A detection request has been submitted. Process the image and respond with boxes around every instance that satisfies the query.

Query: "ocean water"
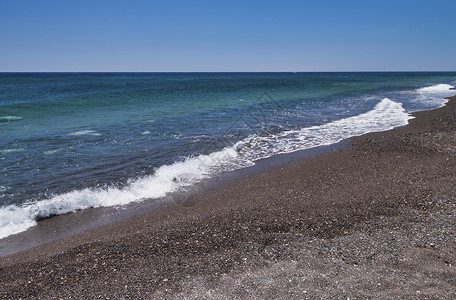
[1,72,455,239]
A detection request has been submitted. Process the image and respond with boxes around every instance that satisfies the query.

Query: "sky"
[0,0,455,72]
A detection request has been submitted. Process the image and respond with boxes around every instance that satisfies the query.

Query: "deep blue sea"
[1,72,455,238]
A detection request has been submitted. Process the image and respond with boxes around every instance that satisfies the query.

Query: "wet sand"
[1,96,455,299]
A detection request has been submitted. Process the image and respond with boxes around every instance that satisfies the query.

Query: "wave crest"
[418,83,454,93]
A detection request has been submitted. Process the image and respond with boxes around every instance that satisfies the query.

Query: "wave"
[408,83,455,110]
[417,83,454,93]
[69,130,102,136]
[234,98,412,162]
[0,98,413,239]
[43,148,63,155]
[0,148,25,155]
[0,116,23,123]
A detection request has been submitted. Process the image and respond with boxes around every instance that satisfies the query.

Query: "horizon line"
[1,70,456,73]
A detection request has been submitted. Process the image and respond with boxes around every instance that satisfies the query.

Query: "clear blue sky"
[1,0,455,72]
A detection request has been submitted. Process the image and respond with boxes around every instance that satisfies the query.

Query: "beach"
[1,95,455,298]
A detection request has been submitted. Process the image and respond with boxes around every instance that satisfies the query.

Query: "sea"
[1,72,455,239]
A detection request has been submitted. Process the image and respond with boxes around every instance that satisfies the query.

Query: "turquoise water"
[1,72,455,238]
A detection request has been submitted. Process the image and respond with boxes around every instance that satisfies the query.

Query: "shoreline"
[0,132,348,259]
[1,96,455,298]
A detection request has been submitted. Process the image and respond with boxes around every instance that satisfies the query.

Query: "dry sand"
[1,97,455,299]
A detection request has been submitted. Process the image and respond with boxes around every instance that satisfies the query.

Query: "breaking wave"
[0,98,413,239]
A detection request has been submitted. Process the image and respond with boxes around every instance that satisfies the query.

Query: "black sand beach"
[1,97,455,299]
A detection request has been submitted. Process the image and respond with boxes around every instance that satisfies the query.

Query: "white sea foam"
[417,83,454,93]
[0,206,37,239]
[409,83,455,109]
[0,148,25,154]
[0,116,23,122]
[0,147,239,239]
[233,98,412,162]
[69,130,102,136]
[0,98,413,239]
[43,148,63,155]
